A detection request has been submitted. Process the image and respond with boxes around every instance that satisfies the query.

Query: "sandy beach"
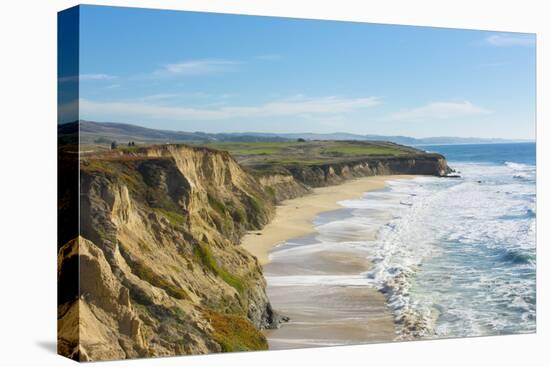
[242,175,416,348]
[242,175,415,265]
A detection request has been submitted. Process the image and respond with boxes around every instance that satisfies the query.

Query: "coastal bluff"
[253,154,450,190]
[58,143,451,361]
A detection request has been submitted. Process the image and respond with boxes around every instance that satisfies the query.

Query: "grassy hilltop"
[198,140,424,167]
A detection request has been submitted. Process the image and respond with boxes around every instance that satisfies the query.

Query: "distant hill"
[230,132,531,145]
[61,120,532,146]
[61,121,290,144]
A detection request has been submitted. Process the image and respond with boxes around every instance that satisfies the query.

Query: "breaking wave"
[338,160,536,338]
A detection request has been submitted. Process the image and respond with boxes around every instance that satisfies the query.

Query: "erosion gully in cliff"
[57,141,451,361]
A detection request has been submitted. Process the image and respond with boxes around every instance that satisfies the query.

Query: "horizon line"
[57,119,536,142]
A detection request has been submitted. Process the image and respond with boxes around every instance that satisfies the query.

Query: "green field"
[201,140,423,166]
[80,139,429,171]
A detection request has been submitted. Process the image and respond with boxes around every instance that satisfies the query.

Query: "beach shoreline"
[242,174,416,348]
[241,174,416,265]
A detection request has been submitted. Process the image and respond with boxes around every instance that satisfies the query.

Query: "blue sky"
[61,5,536,139]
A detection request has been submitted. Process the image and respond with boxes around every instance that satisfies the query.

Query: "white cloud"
[59,73,118,83]
[485,34,535,47]
[138,92,209,101]
[80,73,117,81]
[387,101,491,121]
[153,59,241,77]
[79,95,381,121]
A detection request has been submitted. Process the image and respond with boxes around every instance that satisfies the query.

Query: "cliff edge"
[58,142,451,361]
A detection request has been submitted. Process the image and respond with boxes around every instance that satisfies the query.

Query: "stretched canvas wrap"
[57,5,536,362]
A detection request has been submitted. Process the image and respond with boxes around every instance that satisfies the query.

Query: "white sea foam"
[267,158,536,340]
[338,162,536,338]
[267,274,373,287]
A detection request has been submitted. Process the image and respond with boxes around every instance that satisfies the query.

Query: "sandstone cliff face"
[58,144,451,361]
[250,154,451,192]
[58,145,279,361]
[283,155,450,188]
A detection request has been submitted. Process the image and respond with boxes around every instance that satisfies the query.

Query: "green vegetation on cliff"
[203,140,424,167]
[203,309,269,352]
[194,243,245,293]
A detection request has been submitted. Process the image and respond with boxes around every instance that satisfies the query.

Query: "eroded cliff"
[58,143,451,361]
[251,154,451,190]
[58,145,280,361]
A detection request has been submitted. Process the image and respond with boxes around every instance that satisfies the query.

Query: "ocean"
[267,142,536,341]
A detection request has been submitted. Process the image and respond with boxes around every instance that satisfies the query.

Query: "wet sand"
[241,175,415,349]
[264,240,396,349]
[265,285,395,349]
[241,175,415,265]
